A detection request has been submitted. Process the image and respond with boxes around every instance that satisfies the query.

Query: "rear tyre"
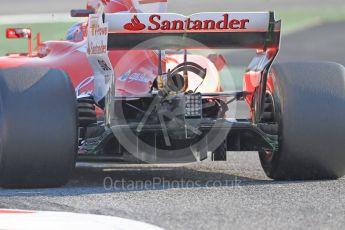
[259,62,345,180]
[0,67,78,188]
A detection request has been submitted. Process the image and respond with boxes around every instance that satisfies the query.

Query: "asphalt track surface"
[1,1,345,230]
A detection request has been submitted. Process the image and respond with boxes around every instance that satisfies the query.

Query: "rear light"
[185,93,202,118]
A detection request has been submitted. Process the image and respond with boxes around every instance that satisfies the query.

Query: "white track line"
[0,209,164,230]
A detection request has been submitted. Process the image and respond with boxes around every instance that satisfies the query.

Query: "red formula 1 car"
[1,0,345,188]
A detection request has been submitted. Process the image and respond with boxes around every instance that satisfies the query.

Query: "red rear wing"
[104,12,281,50]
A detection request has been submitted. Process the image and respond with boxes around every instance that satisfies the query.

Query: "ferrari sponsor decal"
[124,15,146,31]
[87,14,108,55]
[86,12,114,102]
[124,14,250,31]
[98,59,113,71]
[105,12,270,33]
[118,70,150,83]
[87,54,114,102]
[0,209,163,230]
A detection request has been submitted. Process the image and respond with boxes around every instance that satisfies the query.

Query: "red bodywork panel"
[0,43,220,97]
[0,0,221,100]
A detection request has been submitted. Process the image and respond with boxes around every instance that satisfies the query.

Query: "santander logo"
[124,15,146,31]
[123,14,250,32]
